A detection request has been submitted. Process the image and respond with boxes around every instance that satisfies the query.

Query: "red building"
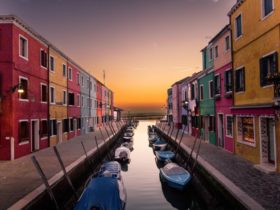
[67,61,81,140]
[0,16,49,160]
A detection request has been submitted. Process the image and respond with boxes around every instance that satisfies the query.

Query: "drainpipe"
[47,45,50,147]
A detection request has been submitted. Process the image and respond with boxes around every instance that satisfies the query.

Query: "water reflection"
[120,120,205,210]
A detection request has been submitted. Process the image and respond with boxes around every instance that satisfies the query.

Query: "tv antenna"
[103,69,106,85]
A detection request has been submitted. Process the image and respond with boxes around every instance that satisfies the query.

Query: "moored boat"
[160,162,191,190]
[155,150,175,161]
[121,142,134,151]
[153,139,167,151]
[115,146,131,163]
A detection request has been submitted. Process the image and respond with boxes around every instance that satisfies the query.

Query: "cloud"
[212,0,219,3]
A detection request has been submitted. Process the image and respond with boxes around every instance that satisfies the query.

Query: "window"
[209,48,213,60]
[41,83,47,103]
[50,120,57,136]
[215,46,218,58]
[87,98,90,107]
[209,80,214,99]
[262,0,273,17]
[225,70,233,93]
[237,117,255,145]
[63,119,69,133]
[40,50,47,68]
[63,90,67,105]
[19,77,28,100]
[77,118,81,129]
[19,121,29,142]
[209,116,216,132]
[69,118,74,131]
[68,92,75,106]
[77,94,80,107]
[94,84,97,92]
[235,14,242,38]
[50,56,55,71]
[226,116,233,137]
[260,52,278,87]
[19,35,28,59]
[214,75,221,95]
[87,80,90,89]
[200,85,204,100]
[77,73,80,85]
[50,86,55,104]
[40,120,48,138]
[191,84,195,100]
[81,76,84,86]
[62,64,66,77]
[68,68,72,80]
[81,96,84,107]
[235,67,245,92]
[225,36,230,51]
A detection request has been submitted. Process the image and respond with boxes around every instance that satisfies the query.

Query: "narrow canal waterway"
[122,120,205,210]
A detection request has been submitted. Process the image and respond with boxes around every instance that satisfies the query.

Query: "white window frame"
[40,83,47,103]
[19,76,29,102]
[40,119,48,140]
[260,50,277,88]
[77,94,80,107]
[200,84,204,100]
[18,119,30,145]
[234,65,245,94]
[50,118,56,137]
[68,67,72,81]
[225,115,233,138]
[19,34,28,60]
[50,56,55,72]
[209,80,214,99]
[235,13,243,40]
[77,73,80,85]
[50,86,55,104]
[209,47,213,61]
[236,115,256,147]
[225,35,231,52]
[214,46,218,58]
[62,64,67,77]
[81,95,84,107]
[81,75,84,86]
[224,68,233,94]
[261,0,274,20]
[63,90,67,105]
[69,117,74,132]
[40,48,47,69]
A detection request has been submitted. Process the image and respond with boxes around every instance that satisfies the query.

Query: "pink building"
[0,16,49,160]
[211,25,234,153]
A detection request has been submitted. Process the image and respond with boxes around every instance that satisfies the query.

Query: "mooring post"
[169,122,174,138]
[99,127,106,143]
[108,122,115,135]
[81,141,93,171]
[110,121,116,134]
[53,146,78,200]
[175,125,187,157]
[174,128,180,142]
[185,129,200,170]
[31,156,60,210]
[167,124,171,137]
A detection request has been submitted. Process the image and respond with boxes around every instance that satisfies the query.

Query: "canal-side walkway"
[157,123,280,210]
[0,122,125,210]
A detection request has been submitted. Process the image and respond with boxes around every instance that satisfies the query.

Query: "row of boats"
[148,125,192,191]
[74,123,138,210]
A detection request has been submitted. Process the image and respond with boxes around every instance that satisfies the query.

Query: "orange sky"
[1,0,236,113]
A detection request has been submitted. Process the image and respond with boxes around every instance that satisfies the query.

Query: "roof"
[228,0,245,16]
[171,76,191,86]
[0,15,107,89]
[209,24,230,44]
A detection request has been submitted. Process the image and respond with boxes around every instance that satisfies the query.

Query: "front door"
[31,120,39,152]
[218,114,224,147]
[260,117,276,165]
[57,122,62,143]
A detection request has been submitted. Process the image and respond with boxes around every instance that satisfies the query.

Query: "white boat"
[121,142,133,151]
[115,146,131,163]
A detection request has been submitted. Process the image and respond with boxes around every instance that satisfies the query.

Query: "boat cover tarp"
[115,146,130,159]
[74,177,123,210]
[156,151,175,160]
[98,161,121,178]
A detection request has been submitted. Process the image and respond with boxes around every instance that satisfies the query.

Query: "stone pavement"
[157,123,280,210]
[0,122,124,210]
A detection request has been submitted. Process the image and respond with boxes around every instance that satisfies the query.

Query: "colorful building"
[0,16,49,159]
[167,88,173,123]
[199,46,216,145]
[210,25,234,153]
[80,70,90,134]
[89,76,97,131]
[49,47,68,146]
[229,0,280,172]
[171,81,181,128]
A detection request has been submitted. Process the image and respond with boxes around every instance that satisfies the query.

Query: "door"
[31,120,39,152]
[57,122,62,143]
[260,117,276,165]
[218,114,224,147]
[204,117,209,141]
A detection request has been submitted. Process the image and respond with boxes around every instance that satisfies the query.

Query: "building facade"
[229,0,280,172]
[211,25,234,153]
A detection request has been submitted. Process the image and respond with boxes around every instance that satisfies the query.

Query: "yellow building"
[229,0,280,172]
[49,47,68,146]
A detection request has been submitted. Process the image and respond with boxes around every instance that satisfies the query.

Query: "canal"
[121,120,206,210]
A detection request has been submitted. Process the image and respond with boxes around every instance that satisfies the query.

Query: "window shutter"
[273,52,278,73]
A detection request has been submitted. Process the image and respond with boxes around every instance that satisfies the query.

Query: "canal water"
[121,120,205,210]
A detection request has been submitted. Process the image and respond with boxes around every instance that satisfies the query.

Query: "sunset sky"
[1,0,235,113]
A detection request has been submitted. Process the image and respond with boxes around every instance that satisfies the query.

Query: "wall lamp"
[10,83,24,94]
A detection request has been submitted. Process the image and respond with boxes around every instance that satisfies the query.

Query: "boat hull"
[155,151,175,161]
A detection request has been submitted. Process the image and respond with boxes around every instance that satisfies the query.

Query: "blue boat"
[74,177,126,210]
[98,161,121,179]
[153,139,167,151]
[160,162,191,190]
[155,150,175,161]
